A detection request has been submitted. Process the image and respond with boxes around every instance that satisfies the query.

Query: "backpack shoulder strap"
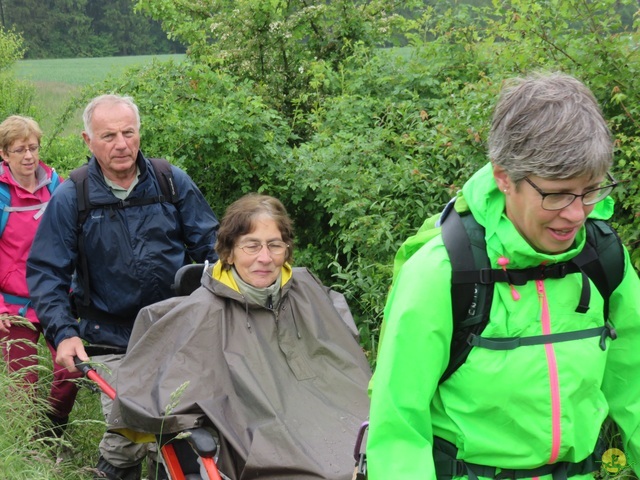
[47,170,61,194]
[148,157,178,204]
[69,163,91,227]
[68,163,92,308]
[67,159,179,310]
[439,213,625,384]
[574,219,625,319]
[0,183,10,238]
[440,205,493,384]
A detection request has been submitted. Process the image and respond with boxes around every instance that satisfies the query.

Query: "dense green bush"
[0,73,37,121]
[0,26,25,72]
[280,46,496,354]
[135,0,420,137]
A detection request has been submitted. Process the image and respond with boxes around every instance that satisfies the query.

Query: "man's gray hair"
[83,94,141,139]
[489,72,612,182]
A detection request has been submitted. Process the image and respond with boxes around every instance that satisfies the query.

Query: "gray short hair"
[83,94,141,139]
[489,72,612,182]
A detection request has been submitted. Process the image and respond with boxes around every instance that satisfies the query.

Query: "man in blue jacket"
[27,94,220,480]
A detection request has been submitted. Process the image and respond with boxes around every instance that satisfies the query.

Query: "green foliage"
[42,132,88,177]
[0,338,102,479]
[135,0,419,123]
[283,45,494,355]
[0,27,36,119]
[0,26,25,72]
[0,73,36,121]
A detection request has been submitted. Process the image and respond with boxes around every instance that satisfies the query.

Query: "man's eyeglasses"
[6,144,40,156]
[236,241,289,256]
[523,172,618,211]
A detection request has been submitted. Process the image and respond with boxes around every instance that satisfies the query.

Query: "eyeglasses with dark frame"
[6,144,40,156]
[523,172,618,211]
[236,241,289,256]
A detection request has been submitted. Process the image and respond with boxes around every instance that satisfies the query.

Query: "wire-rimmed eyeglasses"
[236,241,289,256]
[523,172,618,211]
[6,144,40,156]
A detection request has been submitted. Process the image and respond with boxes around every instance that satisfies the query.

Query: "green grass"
[12,54,186,85]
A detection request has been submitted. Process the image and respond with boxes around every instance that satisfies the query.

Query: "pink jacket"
[0,161,60,323]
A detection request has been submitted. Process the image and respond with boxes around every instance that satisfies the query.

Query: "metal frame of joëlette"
[74,357,222,480]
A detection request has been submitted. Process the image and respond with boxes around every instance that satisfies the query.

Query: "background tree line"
[5,0,636,60]
[1,0,640,366]
[0,0,184,58]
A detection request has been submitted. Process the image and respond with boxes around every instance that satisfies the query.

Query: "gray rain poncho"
[109,262,371,479]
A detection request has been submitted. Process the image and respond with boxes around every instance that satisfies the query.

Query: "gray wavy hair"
[82,94,141,139]
[489,72,612,182]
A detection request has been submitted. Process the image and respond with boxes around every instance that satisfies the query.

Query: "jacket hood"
[211,261,293,295]
[460,162,615,269]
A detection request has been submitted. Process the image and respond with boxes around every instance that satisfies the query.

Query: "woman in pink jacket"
[0,115,80,437]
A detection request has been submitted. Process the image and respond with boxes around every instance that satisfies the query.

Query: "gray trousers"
[93,353,158,468]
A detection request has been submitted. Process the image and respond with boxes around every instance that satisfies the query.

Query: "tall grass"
[0,340,103,479]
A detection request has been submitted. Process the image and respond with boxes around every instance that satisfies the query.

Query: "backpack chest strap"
[469,321,617,352]
[3,202,49,219]
[453,262,592,315]
[452,262,581,286]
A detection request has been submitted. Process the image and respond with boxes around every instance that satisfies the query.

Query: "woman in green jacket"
[367,72,640,479]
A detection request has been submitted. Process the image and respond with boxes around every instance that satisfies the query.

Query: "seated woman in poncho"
[109,193,372,480]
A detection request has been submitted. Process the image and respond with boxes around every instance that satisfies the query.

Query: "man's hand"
[56,336,89,372]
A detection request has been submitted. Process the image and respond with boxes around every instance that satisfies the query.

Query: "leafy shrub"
[279,43,497,357]
[0,27,26,72]
[135,0,421,138]
[0,73,37,121]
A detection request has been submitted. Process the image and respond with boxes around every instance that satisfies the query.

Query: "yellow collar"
[212,261,293,293]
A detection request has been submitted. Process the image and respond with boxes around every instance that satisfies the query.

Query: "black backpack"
[69,157,179,311]
[438,200,624,383]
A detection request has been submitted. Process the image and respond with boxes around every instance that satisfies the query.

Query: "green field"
[10,54,185,136]
[13,54,185,85]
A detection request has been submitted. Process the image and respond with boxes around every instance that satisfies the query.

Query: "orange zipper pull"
[498,256,521,301]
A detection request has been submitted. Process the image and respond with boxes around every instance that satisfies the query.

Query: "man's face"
[82,102,140,180]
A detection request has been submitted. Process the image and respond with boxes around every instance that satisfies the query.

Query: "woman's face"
[494,165,604,254]
[1,134,40,181]
[228,214,286,288]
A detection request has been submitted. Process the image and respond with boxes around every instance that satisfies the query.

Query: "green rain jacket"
[367,163,640,479]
